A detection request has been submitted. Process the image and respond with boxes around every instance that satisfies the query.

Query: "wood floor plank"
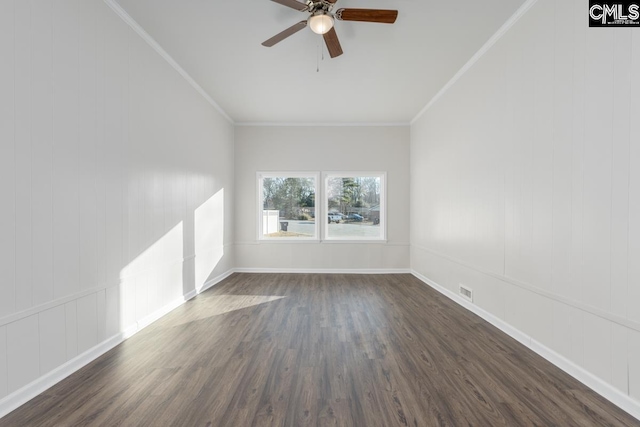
[1,273,639,426]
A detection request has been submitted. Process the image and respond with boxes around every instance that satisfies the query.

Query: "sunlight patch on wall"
[119,222,184,331]
[195,188,225,291]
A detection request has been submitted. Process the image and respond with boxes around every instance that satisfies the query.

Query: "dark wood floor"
[2,273,638,426]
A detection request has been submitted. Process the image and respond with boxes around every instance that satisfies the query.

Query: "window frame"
[322,171,387,243]
[257,171,320,242]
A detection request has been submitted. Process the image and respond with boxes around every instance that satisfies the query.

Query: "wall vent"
[459,284,473,302]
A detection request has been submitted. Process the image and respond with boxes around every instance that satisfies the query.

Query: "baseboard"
[134,269,234,334]
[0,332,124,419]
[234,268,411,275]
[410,270,640,422]
[197,269,236,294]
[411,244,640,333]
[0,268,235,420]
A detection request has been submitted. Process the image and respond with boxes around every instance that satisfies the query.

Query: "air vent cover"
[459,285,473,302]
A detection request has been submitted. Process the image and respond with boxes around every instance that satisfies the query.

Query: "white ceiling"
[115,0,526,124]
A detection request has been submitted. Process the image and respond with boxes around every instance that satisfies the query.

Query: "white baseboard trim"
[0,333,124,419]
[196,269,236,294]
[0,268,235,419]
[410,270,640,422]
[234,268,411,275]
[133,269,234,335]
[133,294,193,336]
[412,244,640,333]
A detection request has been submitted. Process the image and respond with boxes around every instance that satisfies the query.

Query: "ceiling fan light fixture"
[308,13,334,35]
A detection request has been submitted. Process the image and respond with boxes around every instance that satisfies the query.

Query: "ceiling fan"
[261,0,398,58]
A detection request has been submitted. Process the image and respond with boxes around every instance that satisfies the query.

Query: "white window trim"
[322,171,387,242]
[257,172,320,242]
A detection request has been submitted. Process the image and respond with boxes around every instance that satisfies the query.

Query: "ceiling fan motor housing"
[307,0,336,14]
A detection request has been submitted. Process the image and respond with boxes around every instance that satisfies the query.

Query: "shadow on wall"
[117,188,226,335]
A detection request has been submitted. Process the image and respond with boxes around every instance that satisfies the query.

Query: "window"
[324,173,386,241]
[258,173,318,240]
[257,171,386,242]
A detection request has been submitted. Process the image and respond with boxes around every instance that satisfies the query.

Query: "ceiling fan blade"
[323,27,343,58]
[270,0,309,12]
[262,21,308,47]
[335,8,398,24]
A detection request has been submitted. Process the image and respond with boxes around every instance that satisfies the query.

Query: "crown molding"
[103,0,234,124]
[410,0,539,125]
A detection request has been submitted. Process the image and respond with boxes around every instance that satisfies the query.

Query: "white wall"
[234,126,410,271]
[0,0,234,411]
[411,0,640,410]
